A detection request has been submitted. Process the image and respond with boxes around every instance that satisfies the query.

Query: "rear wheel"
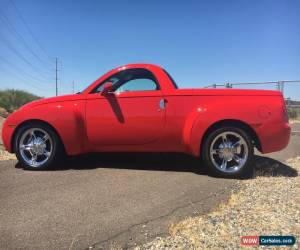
[14,123,63,170]
[202,127,254,178]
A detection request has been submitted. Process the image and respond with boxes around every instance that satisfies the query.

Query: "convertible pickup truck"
[2,64,291,177]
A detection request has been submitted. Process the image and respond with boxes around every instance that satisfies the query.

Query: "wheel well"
[11,119,65,153]
[200,119,262,153]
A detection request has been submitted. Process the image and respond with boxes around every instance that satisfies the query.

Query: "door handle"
[158,98,166,111]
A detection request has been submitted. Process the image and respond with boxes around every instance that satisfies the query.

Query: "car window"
[94,77,119,92]
[115,78,157,93]
[92,68,159,93]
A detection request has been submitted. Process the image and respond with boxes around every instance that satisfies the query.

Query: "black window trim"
[90,68,160,94]
[163,69,178,89]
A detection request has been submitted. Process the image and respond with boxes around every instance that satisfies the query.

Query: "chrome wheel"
[209,131,249,173]
[19,128,53,167]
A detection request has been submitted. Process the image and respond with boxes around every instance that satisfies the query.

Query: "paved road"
[0,123,299,250]
[0,154,236,250]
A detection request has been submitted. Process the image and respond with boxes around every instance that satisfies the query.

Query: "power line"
[0,1,60,96]
[0,56,53,86]
[9,0,53,63]
[0,13,52,70]
[0,66,46,92]
[0,34,52,81]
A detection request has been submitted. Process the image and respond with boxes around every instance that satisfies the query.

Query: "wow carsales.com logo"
[241,236,296,246]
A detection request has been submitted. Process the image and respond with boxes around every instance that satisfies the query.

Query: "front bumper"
[2,118,16,153]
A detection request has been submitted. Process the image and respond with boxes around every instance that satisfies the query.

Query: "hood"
[19,94,85,110]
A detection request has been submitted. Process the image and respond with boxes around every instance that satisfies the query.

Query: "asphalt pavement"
[0,123,299,250]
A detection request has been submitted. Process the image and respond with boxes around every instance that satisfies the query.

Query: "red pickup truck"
[2,64,291,177]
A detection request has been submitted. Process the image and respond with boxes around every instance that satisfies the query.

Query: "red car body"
[2,64,291,158]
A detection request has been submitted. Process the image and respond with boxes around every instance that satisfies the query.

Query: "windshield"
[78,84,90,94]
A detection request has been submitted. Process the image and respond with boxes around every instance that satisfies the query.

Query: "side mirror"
[101,82,114,96]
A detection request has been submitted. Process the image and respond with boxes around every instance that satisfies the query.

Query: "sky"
[0,0,300,99]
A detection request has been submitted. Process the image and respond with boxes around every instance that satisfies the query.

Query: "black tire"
[202,126,254,178]
[14,123,64,170]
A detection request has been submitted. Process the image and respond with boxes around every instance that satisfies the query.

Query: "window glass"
[115,78,157,93]
[92,68,159,93]
[95,77,119,92]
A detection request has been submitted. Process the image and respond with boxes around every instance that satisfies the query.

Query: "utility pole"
[277,81,284,96]
[55,57,58,96]
[72,81,74,94]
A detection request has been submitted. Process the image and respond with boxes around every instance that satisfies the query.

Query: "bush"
[0,89,41,113]
[0,106,9,118]
[287,107,300,119]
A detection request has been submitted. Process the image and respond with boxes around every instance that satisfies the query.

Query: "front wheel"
[14,123,63,170]
[202,127,254,178]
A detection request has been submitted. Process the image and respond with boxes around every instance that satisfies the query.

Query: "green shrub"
[0,89,41,113]
[287,107,300,119]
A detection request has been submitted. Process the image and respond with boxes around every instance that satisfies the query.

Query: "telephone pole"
[55,57,58,96]
[72,81,75,94]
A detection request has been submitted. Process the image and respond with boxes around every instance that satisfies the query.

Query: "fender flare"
[183,108,260,156]
[9,104,85,156]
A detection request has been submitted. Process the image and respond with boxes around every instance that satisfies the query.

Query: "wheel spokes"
[30,131,36,141]
[19,128,52,167]
[232,139,241,148]
[233,154,241,163]
[210,131,249,173]
[212,149,220,154]
[220,158,227,169]
[43,149,51,157]
[31,154,38,166]
[42,134,49,142]
[222,134,227,144]
[20,144,31,151]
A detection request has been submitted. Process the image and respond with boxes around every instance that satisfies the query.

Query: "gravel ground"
[0,150,16,160]
[290,120,300,124]
[134,157,300,250]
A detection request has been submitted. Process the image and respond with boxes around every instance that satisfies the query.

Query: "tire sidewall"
[202,127,254,178]
[14,123,61,170]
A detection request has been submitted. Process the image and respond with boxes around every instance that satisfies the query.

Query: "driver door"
[85,68,165,148]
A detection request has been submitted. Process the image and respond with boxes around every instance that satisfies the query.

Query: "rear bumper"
[258,122,291,154]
